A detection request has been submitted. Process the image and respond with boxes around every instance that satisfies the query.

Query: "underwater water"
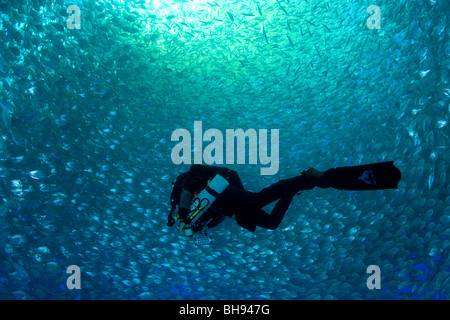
[0,0,449,300]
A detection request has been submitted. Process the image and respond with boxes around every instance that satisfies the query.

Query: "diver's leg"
[218,185,261,209]
[219,176,306,230]
[233,194,295,231]
[257,194,295,230]
[221,161,401,209]
[219,178,304,230]
[220,173,316,210]
[256,174,314,207]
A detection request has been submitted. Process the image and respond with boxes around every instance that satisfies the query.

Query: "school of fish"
[0,0,449,299]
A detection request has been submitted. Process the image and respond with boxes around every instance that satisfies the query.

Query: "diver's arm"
[178,189,192,218]
[167,188,192,227]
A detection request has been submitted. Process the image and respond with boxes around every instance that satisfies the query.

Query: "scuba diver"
[167,162,401,243]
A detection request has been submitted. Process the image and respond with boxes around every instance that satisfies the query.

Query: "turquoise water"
[0,0,448,299]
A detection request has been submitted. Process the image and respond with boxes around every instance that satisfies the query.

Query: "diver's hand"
[178,220,194,237]
[167,204,177,227]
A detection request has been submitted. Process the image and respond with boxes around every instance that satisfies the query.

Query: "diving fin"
[324,161,401,191]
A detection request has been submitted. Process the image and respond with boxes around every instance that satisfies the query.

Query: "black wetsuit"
[169,164,315,232]
[168,162,401,233]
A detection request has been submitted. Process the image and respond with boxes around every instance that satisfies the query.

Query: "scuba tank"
[181,174,230,236]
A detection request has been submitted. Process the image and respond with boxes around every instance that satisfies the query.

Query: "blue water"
[0,0,448,299]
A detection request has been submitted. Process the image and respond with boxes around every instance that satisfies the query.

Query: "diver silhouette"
[167,162,401,237]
